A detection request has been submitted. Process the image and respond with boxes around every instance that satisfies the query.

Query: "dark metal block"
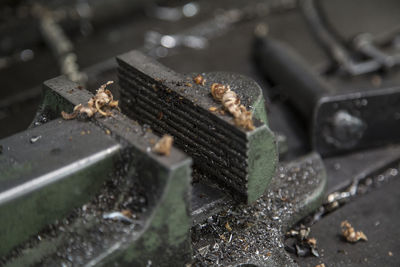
[254,36,400,156]
[117,50,277,204]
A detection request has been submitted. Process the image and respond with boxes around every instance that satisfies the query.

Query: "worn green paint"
[252,92,269,125]
[247,125,277,204]
[118,159,192,266]
[5,157,193,267]
[4,214,101,267]
[246,87,277,204]
[1,76,193,265]
[37,85,75,118]
[0,153,117,256]
[287,155,327,227]
[0,81,123,256]
[0,160,32,182]
[5,235,64,267]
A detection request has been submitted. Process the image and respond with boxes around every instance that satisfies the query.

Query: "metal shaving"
[192,156,324,266]
[1,156,147,266]
[210,83,255,131]
[285,225,319,258]
[152,134,174,156]
[103,211,134,224]
[61,81,119,120]
[341,220,368,243]
[305,166,400,225]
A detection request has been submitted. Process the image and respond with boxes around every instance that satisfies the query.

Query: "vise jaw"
[0,51,277,266]
[117,50,277,204]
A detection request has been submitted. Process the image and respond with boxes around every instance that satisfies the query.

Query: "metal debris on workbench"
[29,135,42,143]
[152,134,174,156]
[285,225,320,257]
[341,220,368,243]
[193,74,206,85]
[192,154,325,266]
[210,83,255,131]
[103,211,134,224]
[1,160,148,265]
[61,81,119,120]
[305,165,400,226]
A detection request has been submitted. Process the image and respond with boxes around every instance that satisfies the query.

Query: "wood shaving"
[61,110,78,120]
[152,134,174,156]
[209,106,218,112]
[341,220,368,243]
[222,90,240,116]
[77,104,96,117]
[315,264,325,267]
[193,74,206,85]
[212,83,230,101]
[233,105,255,131]
[61,81,119,120]
[149,138,156,145]
[210,83,255,131]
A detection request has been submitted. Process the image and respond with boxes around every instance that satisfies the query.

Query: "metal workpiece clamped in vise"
[254,33,400,156]
[117,50,277,204]
[0,51,278,266]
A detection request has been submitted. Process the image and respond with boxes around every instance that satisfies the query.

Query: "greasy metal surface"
[2,0,400,266]
[295,168,400,267]
[314,86,400,156]
[324,144,400,194]
[192,153,326,266]
[0,119,119,194]
[41,76,189,167]
[2,159,149,267]
[1,76,193,266]
[0,119,120,256]
[117,50,277,203]
[254,34,400,156]
[191,179,233,226]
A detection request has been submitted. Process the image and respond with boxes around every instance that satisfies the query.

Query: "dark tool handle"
[253,36,333,119]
